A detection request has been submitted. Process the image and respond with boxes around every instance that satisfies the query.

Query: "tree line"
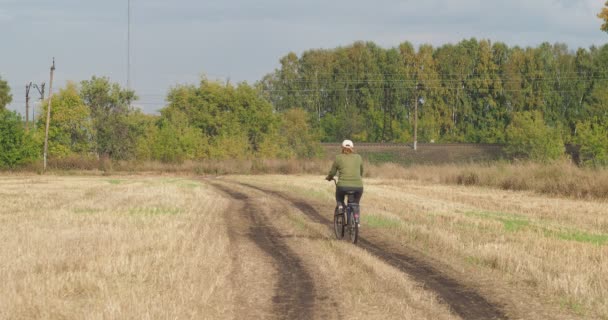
[0,76,320,169]
[260,39,608,164]
[1,39,607,169]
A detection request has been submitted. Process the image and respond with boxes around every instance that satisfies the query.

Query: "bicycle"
[331,179,359,244]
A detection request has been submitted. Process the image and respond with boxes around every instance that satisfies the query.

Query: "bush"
[0,110,39,169]
[505,111,564,162]
[575,118,608,167]
[279,108,322,158]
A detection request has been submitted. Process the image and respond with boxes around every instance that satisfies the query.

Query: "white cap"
[342,139,354,148]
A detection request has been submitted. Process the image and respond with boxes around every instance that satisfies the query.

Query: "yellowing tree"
[599,1,608,32]
[0,76,12,110]
[37,82,94,157]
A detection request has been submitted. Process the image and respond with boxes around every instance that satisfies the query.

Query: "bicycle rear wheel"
[334,208,345,239]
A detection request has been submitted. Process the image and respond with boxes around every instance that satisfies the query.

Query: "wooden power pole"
[25,82,32,131]
[43,58,56,172]
[413,81,424,151]
[413,90,418,151]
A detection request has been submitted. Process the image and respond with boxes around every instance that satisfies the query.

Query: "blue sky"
[1,0,606,114]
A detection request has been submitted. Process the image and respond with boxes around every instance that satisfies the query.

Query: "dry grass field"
[1,173,606,319]
[0,176,235,319]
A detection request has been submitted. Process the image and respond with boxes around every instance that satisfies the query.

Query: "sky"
[1,0,607,114]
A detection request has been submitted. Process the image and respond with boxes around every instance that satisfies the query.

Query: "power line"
[260,84,606,94]
[273,76,608,84]
[267,69,608,78]
[11,100,167,106]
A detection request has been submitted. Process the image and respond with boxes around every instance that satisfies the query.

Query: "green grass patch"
[465,211,608,245]
[465,211,531,232]
[362,214,401,228]
[502,218,530,232]
[107,179,124,185]
[128,207,182,216]
[545,229,608,246]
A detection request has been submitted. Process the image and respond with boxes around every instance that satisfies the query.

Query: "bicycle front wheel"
[349,215,358,244]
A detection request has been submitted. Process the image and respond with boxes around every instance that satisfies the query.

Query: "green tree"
[138,111,207,163]
[36,82,93,157]
[164,78,281,159]
[0,110,39,169]
[576,118,608,166]
[261,40,608,148]
[505,111,564,161]
[434,41,476,141]
[415,44,448,143]
[80,76,138,159]
[0,76,12,110]
[465,40,505,142]
[278,108,322,158]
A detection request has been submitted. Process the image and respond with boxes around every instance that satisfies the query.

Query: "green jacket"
[327,153,364,188]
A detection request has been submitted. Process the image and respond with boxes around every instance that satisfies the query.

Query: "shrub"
[505,111,564,162]
[0,110,39,169]
[575,118,608,167]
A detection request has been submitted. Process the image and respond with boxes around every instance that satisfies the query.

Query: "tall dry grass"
[18,157,332,176]
[0,176,234,319]
[366,160,608,200]
[10,156,608,200]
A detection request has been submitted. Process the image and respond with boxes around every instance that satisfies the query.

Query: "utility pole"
[25,82,32,131]
[315,70,320,122]
[43,58,55,172]
[412,82,425,151]
[413,86,418,151]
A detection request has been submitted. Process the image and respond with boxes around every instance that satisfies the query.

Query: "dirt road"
[209,179,507,320]
[211,183,319,320]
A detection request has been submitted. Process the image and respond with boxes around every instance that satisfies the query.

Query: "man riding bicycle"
[325,140,363,225]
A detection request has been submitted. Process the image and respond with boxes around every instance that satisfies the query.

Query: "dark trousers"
[335,186,363,206]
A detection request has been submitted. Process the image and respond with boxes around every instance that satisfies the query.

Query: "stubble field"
[0,174,606,319]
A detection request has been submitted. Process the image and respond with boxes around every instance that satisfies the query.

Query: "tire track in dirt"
[241,183,507,320]
[210,182,316,320]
